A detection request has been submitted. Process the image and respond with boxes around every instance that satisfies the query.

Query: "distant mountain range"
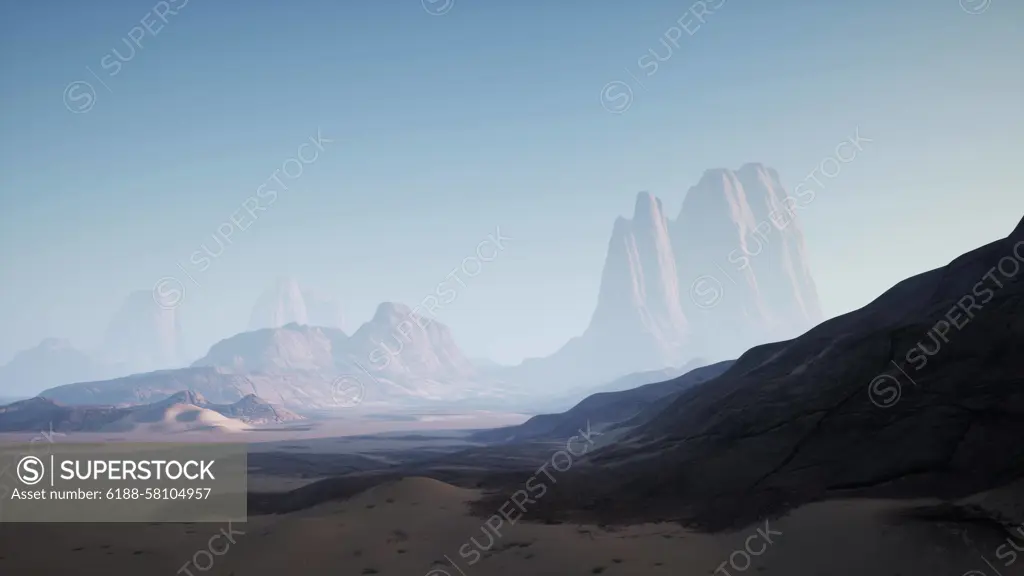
[0,338,118,398]
[0,279,346,399]
[193,302,484,400]
[0,288,187,398]
[38,304,503,410]
[6,163,825,407]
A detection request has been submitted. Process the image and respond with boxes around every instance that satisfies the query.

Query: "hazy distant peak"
[248,277,344,332]
[697,167,735,183]
[682,169,745,219]
[611,215,631,235]
[192,322,344,375]
[4,396,61,410]
[0,338,118,398]
[273,274,300,287]
[37,337,73,350]
[672,162,823,360]
[694,166,739,188]
[120,288,174,311]
[736,161,776,177]
[233,393,267,406]
[372,302,414,323]
[100,290,182,374]
[690,164,787,201]
[160,390,208,407]
[632,191,666,221]
[585,186,688,372]
[248,277,309,331]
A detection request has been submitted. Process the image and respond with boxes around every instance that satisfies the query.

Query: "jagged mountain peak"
[100,289,182,374]
[348,301,477,381]
[0,338,119,398]
[632,191,666,222]
[579,189,688,377]
[696,166,736,184]
[249,277,308,330]
[510,164,825,390]
[234,393,267,406]
[248,277,345,332]
[192,323,344,375]
[672,163,822,360]
[38,338,73,350]
[160,390,208,406]
[681,168,750,222]
[610,215,631,236]
[371,302,414,324]
[736,161,778,178]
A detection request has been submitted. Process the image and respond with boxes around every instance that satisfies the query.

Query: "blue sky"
[1,0,1022,364]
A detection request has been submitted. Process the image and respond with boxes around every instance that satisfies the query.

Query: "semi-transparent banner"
[0,443,247,523]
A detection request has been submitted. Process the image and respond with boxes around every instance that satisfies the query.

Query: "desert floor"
[0,410,531,444]
[2,476,1017,576]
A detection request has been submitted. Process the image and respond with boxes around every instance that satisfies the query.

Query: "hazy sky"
[1,0,1022,365]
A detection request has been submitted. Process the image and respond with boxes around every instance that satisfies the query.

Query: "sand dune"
[1,477,1018,576]
[100,402,250,434]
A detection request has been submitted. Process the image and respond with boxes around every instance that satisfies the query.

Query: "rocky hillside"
[484,215,1024,530]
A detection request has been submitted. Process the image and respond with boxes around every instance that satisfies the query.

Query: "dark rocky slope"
[480,215,1024,530]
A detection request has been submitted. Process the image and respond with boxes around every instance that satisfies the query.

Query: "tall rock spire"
[507,165,825,390]
[248,277,345,332]
[248,277,309,331]
[100,290,184,373]
[509,191,691,388]
[589,192,688,364]
[672,163,823,359]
